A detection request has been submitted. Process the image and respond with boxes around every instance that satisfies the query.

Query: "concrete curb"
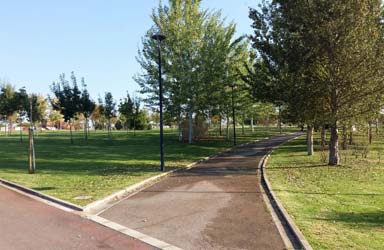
[83,156,212,215]
[0,178,83,212]
[259,134,313,250]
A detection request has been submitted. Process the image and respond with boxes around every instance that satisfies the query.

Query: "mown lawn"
[267,134,384,249]
[0,126,293,206]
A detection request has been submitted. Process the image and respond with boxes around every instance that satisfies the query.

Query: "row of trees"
[245,0,384,165]
[0,73,151,144]
[50,72,151,143]
[137,0,384,165]
[0,82,48,139]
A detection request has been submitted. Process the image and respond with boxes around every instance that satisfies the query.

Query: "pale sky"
[0,0,261,101]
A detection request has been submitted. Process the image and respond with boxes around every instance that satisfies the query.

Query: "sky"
[0,0,261,101]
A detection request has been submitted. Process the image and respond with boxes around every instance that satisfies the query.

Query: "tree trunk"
[177,114,182,142]
[278,106,282,134]
[376,118,379,135]
[241,113,245,135]
[19,119,23,142]
[307,125,313,156]
[188,107,193,144]
[251,115,254,133]
[320,127,326,148]
[328,125,340,165]
[9,121,13,135]
[69,122,74,144]
[349,130,353,145]
[108,119,112,140]
[219,114,222,136]
[341,126,347,150]
[84,117,88,141]
[226,113,230,142]
[368,121,373,144]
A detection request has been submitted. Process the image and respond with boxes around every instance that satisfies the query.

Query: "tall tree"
[118,92,134,132]
[136,0,248,144]
[79,78,95,140]
[51,73,82,144]
[103,92,116,140]
[12,88,29,141]
[248,0,384,165]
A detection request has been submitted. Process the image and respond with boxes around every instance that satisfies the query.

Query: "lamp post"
[229,82,236,146]
[29,96,36,174]
[152,33,166,171]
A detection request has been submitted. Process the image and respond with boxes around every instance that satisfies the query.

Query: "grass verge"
[0,126,294,206]
[267,135,384,250]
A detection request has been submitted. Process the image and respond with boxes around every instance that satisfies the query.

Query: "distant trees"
[80,78,95,140]
[51,72,95,143]
[247,0,384,165]
[118,93,149,134]
[118,93,134,132]
[101,92,116,139]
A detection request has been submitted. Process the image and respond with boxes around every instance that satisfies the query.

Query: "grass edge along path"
[267,136,384,250]
[0,127,295,206]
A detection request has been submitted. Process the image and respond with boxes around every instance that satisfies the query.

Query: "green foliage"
[136,0,250,142]
[80,78,95,119]
[0,83,16,119]
[247,0,384,164]
[115,120,123,130]
[50,73,81,122]
[103,92,116,119]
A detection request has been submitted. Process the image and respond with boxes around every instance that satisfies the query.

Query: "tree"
[51,72,82,144]
[103,92,116,139]
[0,83,16,136]
[79,78,95,140]
[136,0,248,144]
[248,0,384,165]
[12,88,29,141]
[118,92,134,132]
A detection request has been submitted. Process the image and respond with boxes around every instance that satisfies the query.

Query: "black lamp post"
[229,82,236,146]
[29,96,36,174]
[152,33,166,171]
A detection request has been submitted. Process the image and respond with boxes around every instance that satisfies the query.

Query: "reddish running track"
[0,185,156,250]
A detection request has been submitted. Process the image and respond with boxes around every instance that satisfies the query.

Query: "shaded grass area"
[267,136,384,249]
[0,126,294,206]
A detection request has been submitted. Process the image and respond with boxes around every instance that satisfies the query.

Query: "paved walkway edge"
[0,178,83,212]
[260,135,313,250]
[83,156,210,214]
[84,137,272,215]
[85,214,182,250]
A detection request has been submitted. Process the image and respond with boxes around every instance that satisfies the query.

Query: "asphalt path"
[101,133,300,250]
[0,185,156,250]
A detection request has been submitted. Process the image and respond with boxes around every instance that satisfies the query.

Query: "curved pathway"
[101,133,300,250]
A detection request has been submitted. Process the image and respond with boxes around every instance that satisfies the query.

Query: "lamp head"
[151,33,166,42]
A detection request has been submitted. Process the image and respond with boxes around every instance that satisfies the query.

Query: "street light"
[152,33,166,171]
[29,96,36,174]
[229,82,236,146]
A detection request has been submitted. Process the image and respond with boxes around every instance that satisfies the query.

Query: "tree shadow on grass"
[32,187,56,191]
[315,211,384,229]
[273,189,384,196]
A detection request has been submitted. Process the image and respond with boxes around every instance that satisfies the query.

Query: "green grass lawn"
[0,126,294,206]
[267,134,384,249]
